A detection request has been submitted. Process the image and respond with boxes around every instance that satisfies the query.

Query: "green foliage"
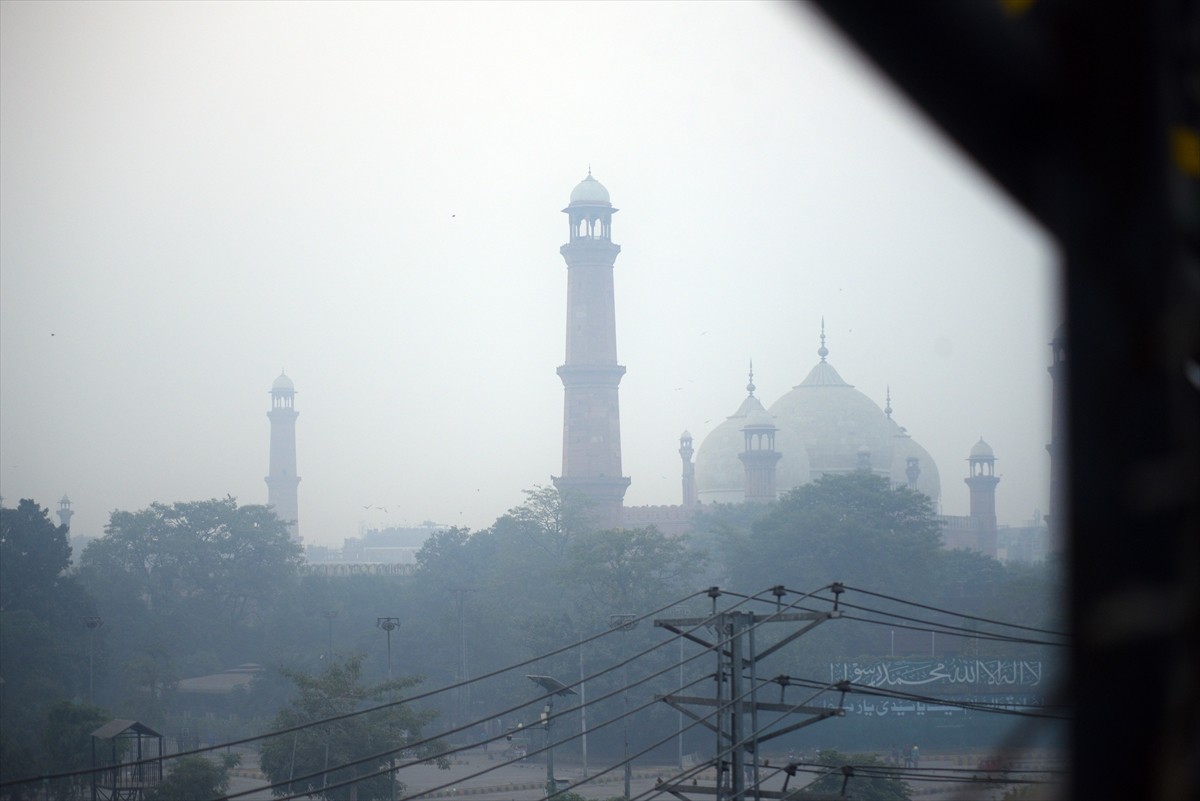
[80,497,302,629]
[146,753,240,801]
[564,525,705,617]
[797,750,910,800]
[258,655,444,801]
[0,499,86,620]
[76,497,303,712]
[36,702,115,800]
[729,473,943,597]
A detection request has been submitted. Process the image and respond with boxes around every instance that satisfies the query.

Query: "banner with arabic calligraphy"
[830,659,1043,689]
[819,694,1045,717]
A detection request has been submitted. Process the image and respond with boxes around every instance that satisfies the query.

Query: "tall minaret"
[552,171,630,529]
[265,372,300,540]
[679,431,697,507]
[56,495,74,529]
[965,438,1000,557]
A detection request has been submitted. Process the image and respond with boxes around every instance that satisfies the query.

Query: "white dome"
[695,393,810,504]
[693,347,941,506]
[569,173,611,206]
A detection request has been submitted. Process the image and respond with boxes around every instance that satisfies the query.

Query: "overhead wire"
[240,584,830,801]
[0,587,713,790]
[222,586,803,800]
[837,584,1068,637]
[227,584,844,801]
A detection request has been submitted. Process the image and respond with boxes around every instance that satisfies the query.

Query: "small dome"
[970,437,994,459]
[569,173,611,206]
[272,372,294,392]
[743,408,776,430]
[680,430,693,441]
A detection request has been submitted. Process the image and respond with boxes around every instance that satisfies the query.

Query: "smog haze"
[0,1,1056,545]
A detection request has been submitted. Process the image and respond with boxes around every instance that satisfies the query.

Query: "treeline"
[0,474,1063,784]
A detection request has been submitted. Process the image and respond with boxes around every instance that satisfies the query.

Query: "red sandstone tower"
[266,372,301,540]
[965,437,1000,557]
[552,172,630,528]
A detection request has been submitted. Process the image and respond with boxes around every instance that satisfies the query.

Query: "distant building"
[305,522,448,566]
[265,372,301,540]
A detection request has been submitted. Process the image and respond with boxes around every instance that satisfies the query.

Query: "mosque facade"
[548,173,1042,559]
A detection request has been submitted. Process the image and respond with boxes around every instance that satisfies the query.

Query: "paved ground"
[225,748,1065,801]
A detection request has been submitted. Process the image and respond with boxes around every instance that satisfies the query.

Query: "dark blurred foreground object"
[807,1,1199,799]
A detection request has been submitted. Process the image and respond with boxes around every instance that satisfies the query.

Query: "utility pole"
[376,617,400,801]
[527,675,576,798]
[322,610,337,662]
[608,614,638,801]
[84,616,102,703]
[452,588,475,725]
[654,586,847,801]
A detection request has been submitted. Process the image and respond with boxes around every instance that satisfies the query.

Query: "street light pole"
[608,614,638,801]
[84,616,102,703]
[376,617,400,801]
[377,617,400,682]
[526,675,576,798]
[322,611,338,662]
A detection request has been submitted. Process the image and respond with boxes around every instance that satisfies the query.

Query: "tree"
[146,753,240,801]
[797,750,910,800]
[38,702,112,801]
[76,498,304,708]
[259,655,444,801]
[80,497,303,629]
[729,473,943,598]
[0,499,75,617]
[564,526,706,618]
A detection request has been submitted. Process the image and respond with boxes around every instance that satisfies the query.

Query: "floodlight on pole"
[376,617,400,682]
[526,674,575,796]
[84,616,102,703]
[376,617,400,801]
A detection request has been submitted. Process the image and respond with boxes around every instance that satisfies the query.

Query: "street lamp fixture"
[376,617,400,682]
[526,674,576,797]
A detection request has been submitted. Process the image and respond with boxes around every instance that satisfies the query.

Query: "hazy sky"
[1,1,1057,547]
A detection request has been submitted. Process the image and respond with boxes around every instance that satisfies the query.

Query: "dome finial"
[817,317,829,362]
[884,385,893,419]
[587,163,592,177]
[747,359,756,396]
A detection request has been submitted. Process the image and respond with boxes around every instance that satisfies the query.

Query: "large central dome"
[693,334,941,505]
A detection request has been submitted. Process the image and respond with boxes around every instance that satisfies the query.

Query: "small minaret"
[737,365,782,502]
[56,495,74,529]
[1045,324,1066,547]
[679,430,697,507]
[552,171,630,529]
[965,438,1000,557]
[265,372,301,540]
